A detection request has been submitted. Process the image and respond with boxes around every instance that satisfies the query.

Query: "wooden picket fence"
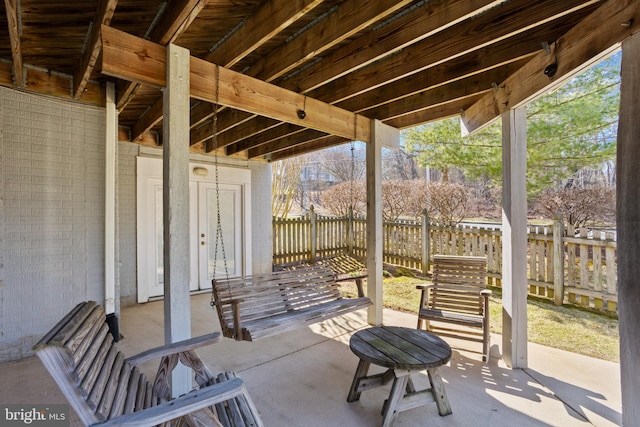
[273,208,618,313]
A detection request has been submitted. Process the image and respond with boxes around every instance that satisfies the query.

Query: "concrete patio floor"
[0,293,622,426]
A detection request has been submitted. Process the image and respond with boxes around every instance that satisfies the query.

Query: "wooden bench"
[33,301,263,427]
[275,254,368,297]
[212,264,372,341]
[416,255,491,362]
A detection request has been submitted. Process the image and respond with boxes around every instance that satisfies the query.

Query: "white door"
[137,157,251,302]
[198,182,244,288]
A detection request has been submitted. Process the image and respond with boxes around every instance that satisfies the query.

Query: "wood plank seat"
[275,254,368,297]
[416,255,491,362]
[212,264,372,341]
[33,301,263,427]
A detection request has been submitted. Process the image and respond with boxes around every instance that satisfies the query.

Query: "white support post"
[163,43,192,395]
[501,107,528,369]
[366,120,384,325]
[617,32,640,427]
[105,82,117,316]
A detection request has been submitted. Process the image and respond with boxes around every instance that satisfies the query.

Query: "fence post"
[347,206,354,255]
[553,211,565,306]
[421,209,430,275]
[309,205,317,262]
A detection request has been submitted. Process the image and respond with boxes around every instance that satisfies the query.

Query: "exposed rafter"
[101,26,400,146]
[4,0,23,87]
[222,0,594,156]
[284,0,504,94]
[73,0,118,99]
[204,0,324,69]
[461,0,640,134]
[116,0,209,111]
[132,0,323,143]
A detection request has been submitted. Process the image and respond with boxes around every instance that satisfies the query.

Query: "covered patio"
[0,0,639,425]
[0,294,621,426]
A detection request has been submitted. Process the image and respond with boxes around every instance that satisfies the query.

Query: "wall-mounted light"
[193,167,209,177]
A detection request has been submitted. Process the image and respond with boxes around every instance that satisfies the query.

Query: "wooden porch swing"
[208,96,371,341]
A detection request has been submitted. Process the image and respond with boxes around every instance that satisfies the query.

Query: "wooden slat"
[50,302,99,347]
[108,361,133,419]
[76,323,110,385]
[122,367,141,415]
[68,306,105,364]
[96,352,126,419]
[87,346,119,412]
[79,331,114,397]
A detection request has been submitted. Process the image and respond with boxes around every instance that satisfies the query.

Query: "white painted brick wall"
[118,141,139,307]
[250,161,273,274]
[0,87,106,362]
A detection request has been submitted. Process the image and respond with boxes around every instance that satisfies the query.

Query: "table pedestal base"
[347,359,452,427]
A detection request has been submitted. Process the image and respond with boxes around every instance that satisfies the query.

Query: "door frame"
[136,156,252,303]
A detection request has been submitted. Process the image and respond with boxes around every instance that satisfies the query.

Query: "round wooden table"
[347,326,452,427]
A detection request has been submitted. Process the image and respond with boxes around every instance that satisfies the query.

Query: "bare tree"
[319,144,366,183]
[381,180,416,221]
[535,187,615,228]
[320,181,366,217]
[272,157,302,218]
[428,182,469,225]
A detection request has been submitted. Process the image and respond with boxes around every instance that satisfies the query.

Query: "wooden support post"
[501,107,528,369]
[163,43,192,396]
[366,120,384,325]
[421,209,430,276]
[105,82,118,316]
[617,31,640,427]
[553,212,565,306]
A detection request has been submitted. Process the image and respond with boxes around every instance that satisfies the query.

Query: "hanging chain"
[211,65,231,308]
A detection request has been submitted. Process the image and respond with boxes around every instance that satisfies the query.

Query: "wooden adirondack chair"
[33,301,263,426]
[417,255,491,362]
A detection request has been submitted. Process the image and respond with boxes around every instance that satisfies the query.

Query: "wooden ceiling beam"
[283,0,503,94]
[205,0,323,69]
[214,116,280,148]
[131,96,164,143]
[462,0,640,134]
[384,96,485,129]
[138,0,322,148]
[100,26,392,144]
[222,0,597,156]
[226,123,304,156]
[203,0,413,152]
[337,22,563,115]
[221,20,564,154]
[73,0,118,99]
[247,0,413,83]
[0,62,104,106]
[116,0,208,111]
[249,129,327,159]
[362,59,529,120]
[4,0,23,87]
[268,136,349,162]
[309,0,602,104]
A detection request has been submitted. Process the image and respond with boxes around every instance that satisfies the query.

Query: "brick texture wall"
[250,161,273,274]
[0,87,106,362]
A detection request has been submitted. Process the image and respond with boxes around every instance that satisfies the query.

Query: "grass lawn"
[340,274,620,362]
